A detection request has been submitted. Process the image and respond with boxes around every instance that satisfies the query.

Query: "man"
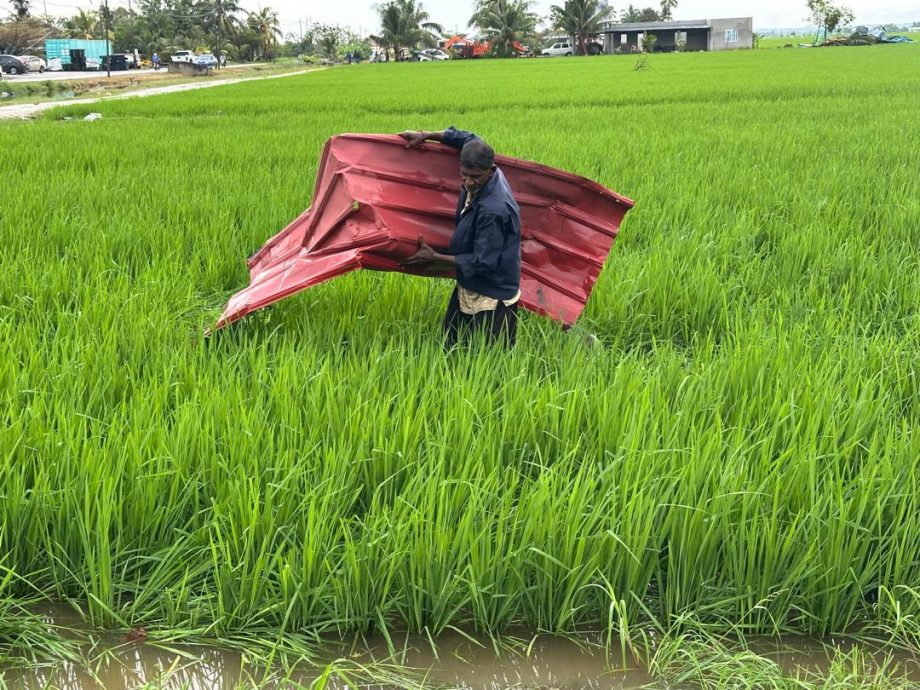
[399,127,522,347]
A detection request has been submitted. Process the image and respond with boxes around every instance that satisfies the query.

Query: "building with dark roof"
[601,17,754,53]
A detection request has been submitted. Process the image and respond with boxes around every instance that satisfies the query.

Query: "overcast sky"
[251,1,920,38]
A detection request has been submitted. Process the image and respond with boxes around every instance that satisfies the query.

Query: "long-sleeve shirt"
[441,127,522,301]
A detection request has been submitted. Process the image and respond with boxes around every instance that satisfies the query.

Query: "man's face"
[460,165,495,193]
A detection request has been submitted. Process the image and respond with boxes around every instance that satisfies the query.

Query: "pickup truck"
[171,50,196,63]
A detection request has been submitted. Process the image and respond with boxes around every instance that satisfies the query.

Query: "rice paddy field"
[1,43,920,686]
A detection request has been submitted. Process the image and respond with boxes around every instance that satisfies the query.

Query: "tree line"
[366,0,683,60]
[2,0,282,60]
[2,0,864,62]
[2,0,679,59]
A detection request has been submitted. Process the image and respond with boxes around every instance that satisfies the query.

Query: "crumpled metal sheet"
[213,134,633,331]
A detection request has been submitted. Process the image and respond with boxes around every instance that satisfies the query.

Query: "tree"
[620,5,661,22]
[64,8,98,38]
[209,0,243,65]
[469,0,537,57]
[550,0,614,55]
[806,0,854,41]
[248,6,281,59]
[372,0,442,61]
[659,0,677,21]
[0,15,50,52]
[10,0,29,20]
[396,0,442,50]
[132,0,174,53]
[315,24,340,59]
[370,1,403,60]
[98,2,113,41]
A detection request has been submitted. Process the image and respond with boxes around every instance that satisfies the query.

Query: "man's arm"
[398,126,479,150]
[398,130,445,148]
[399,236,456,272]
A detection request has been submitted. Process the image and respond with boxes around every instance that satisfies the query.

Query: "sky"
[253,1,920,39]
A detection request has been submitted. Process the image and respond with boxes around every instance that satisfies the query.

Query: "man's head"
[459,140,496,193]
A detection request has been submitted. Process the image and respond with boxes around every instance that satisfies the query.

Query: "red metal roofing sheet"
[213,134,633,331]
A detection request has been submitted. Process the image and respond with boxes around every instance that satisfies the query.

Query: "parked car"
[421,48,449,60]
[171,50,196,63]
[84,57,100,71]
[47,57,63,71]
[20,55,47,72]
[0,54,29,74]
[402,49,448,62]
[541,42,574,56]
[194,53,218,67]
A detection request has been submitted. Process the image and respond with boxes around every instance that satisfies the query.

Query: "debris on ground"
[821,26,914,46]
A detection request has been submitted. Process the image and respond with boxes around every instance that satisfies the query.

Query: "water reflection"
[6,625,919,690]
[5,631,651,690]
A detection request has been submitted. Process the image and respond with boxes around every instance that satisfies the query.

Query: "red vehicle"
[441,36,526,58]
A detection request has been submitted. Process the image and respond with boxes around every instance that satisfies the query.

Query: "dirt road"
[0,68,318,120]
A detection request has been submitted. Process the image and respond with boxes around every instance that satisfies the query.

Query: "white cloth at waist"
[458,286,521,315]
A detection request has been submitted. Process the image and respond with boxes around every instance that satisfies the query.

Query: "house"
[601,17,754,52]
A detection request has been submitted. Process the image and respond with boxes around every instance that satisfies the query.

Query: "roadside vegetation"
[0,44,919,686]
[0,60,313,106]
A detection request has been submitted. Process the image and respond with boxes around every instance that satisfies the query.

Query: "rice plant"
[0,44,918,682]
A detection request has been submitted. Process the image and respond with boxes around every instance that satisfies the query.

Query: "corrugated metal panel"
[214,134,633,332]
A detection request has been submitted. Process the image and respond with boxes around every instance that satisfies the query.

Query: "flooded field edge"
[2,605,919,690]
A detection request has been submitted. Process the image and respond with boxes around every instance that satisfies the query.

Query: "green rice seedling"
[0,43,918,684]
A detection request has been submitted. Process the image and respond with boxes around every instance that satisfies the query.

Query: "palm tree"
[209,0,242,65]
[372,0,442,60]
[11,0,30,20]
[659,0,677,21]
[65,9,98,38]
[370,1,403,61]
[549,0,614,55]
[469,0,537,57]
[248,6,281,60]
[399,0,443,50]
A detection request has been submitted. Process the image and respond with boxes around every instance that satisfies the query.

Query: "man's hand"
[398,131,428,149]
[400,236,440,267]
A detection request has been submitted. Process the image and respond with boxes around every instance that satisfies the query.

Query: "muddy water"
[5,630,651,689]
[4,610,920,690]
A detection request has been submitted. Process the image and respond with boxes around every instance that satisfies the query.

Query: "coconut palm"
[659,0,677,21]
[247,6,281,59]
[64,9,98,38]
[371,0,442,60]
[469,0,537,57]
[549,0,614,55]
[370,1,404,61]
[208,0,243,61]
[11,0,30,20]
[398,0,442,50]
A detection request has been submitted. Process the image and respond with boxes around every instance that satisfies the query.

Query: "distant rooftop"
[602,19,712,32]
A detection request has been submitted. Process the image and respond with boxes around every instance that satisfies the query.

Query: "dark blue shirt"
[442,127,522,301]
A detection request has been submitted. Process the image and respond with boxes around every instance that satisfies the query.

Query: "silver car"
[20,55,47,72]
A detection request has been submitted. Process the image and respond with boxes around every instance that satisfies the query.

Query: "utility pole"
[216,0,222,69]
[103,0,111,77]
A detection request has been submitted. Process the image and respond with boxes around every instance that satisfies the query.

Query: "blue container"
[45,39,112,65]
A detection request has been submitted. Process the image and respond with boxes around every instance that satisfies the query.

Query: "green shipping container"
[45,39,112,64]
